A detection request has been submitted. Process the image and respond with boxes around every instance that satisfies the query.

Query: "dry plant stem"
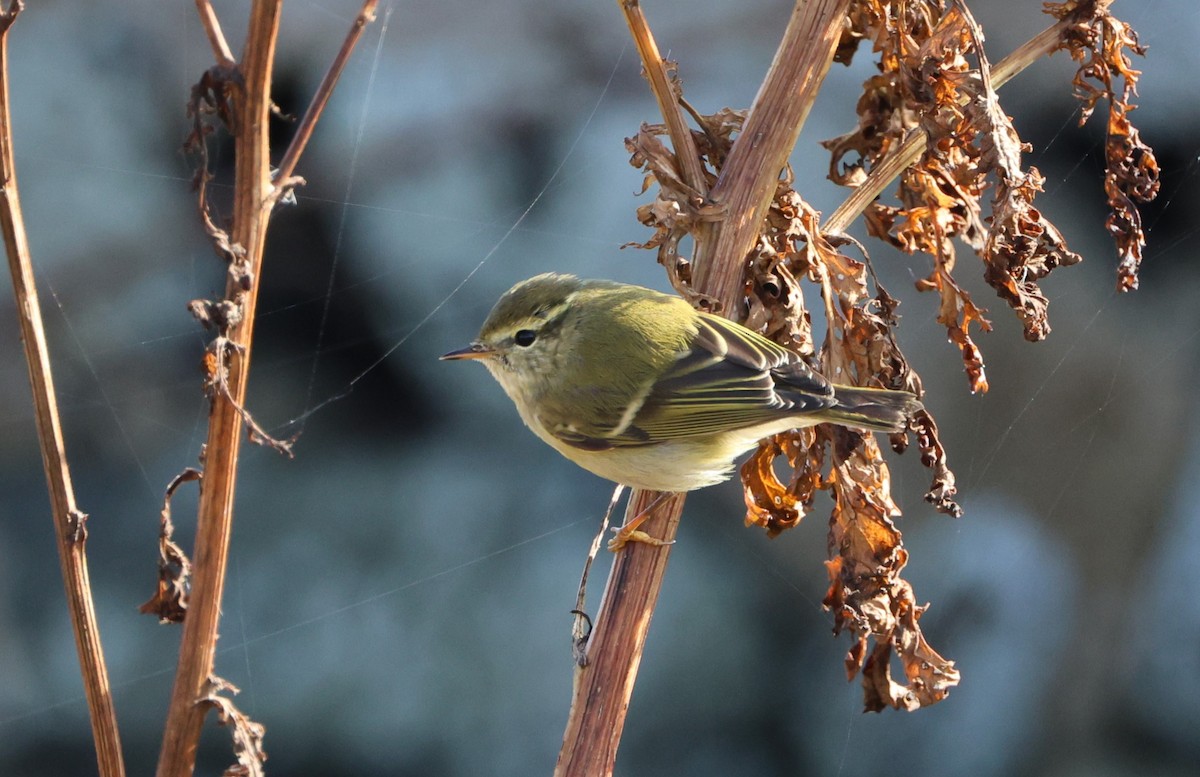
[554,490,684,777]
[825,18,1073,234]
[156,2,282,775]
[0,5,125,776]
[194,0,235,68]
[692,0,851,307]
[619,1,707,195]
[274,0,379,186]
[555,2,851,775]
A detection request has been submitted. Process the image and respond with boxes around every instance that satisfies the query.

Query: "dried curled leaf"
[745,188,819,356]
[624,114,737,312]
[914,257,992,393]
[820,73,918,187]
[1048,0,1160,290]
[185,65,244,268]
[825,0,942,180]
[950,4,1084,343]
[202,675,267,777]
[823,433,959,711]
[984,169,1081,342]
[818,206,962,708]
[749,186,962,522]
[911,408,961,517]
[741,429,824,537]
[140,468,201,623]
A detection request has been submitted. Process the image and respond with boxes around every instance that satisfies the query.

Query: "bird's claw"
[607,528,676,552]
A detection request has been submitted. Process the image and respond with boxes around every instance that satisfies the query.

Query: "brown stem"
[824,17,1072,234]
[274,0,379,190]
[156,2,282,775]
[691,0,849,309]
[554,490,685,776]
[618,1,707,197]
[194,0,235,68]
[692,0,851,309]
[0,3,125,776]
[555,2,851,775]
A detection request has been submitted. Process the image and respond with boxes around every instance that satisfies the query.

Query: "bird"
[442,273,921,500]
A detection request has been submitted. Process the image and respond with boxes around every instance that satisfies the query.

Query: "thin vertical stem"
[156,2,282,775]
[0,3,125,776]
[618,1,707,197]
[275,0,379,186]
[554,491,684,776]
[194,0,235,67]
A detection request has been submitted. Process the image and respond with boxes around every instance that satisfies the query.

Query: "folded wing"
[550,313,835,450]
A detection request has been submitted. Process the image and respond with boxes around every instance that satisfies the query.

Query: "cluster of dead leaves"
[743,186,962,710]
[623,105,740,312]
[826,0,1156,392]
[1048,0,1161,290]
[625,0,1156,713]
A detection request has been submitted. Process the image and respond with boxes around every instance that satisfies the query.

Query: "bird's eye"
[514,329,537,347]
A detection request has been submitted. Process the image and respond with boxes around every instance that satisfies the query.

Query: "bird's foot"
[607,527,675,552]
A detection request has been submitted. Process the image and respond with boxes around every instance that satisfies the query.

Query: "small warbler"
[442,273,921,493]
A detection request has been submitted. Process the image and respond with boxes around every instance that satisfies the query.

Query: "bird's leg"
[571,483,626,665]
[607,491,675,551]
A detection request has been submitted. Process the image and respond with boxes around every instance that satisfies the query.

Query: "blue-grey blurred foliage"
[0,1,1198,775]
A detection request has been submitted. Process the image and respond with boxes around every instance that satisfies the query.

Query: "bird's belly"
[548,439,734,492]
[524,409,821,492]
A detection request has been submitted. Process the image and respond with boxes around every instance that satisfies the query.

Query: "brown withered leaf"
[741,428,824,537]
[186,65,244,267]
[140,468,201,624]
[949,2,1085,343]
[915,0,1089,361]
[984,169,1081,341]
[733,183,961,709]
[624,122,728,311]
[683,105,748,174]
[814,216,962,709]
[854,39,1000,392]
[823,433,959,711]
[746,243,814,357]
[743,188,824,356]
[911,408,962,517]
[914,261,992,393]
[821,256,963,520]
[202,675,267,777]
[755,184,963,521]
[821,73,918,187]
[860,582,960,711]
[1047,0,1160,290]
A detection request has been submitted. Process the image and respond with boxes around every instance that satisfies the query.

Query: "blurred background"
[0,0,1197,775]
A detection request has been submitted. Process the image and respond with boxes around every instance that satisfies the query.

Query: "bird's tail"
[824,386,922,434]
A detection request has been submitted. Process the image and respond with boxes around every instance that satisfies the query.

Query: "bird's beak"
[440,342,495,361]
